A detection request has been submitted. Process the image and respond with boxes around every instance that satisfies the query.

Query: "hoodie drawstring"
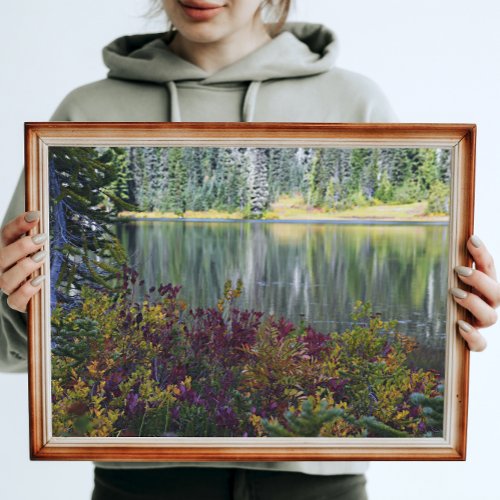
[166,81,182,122]
[166,80,261,122]
[242,81,261,122]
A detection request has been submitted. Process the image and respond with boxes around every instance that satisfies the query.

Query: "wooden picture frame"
[25,122,475,461]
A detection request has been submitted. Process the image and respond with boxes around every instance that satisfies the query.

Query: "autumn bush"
[51,265,443,438]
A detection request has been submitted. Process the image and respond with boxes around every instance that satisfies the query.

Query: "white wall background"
[1,1,499,498]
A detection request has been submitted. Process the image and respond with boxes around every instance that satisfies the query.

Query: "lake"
[113,220,449,374]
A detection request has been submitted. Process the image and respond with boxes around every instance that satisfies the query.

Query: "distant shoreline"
[115,201,449,225]
[115,215,448,226]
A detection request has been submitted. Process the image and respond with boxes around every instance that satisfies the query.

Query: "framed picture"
[25,122,475,461]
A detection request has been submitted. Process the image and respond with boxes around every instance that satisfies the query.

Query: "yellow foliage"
[249,414,264,437]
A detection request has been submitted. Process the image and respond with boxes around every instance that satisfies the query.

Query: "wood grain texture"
[24,122,475,461]
[32,443,465,462]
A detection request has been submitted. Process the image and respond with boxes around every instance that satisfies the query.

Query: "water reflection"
[113,221,449,373]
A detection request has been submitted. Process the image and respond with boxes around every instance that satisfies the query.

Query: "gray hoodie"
[1,21,397,475]
[50,22,397,123]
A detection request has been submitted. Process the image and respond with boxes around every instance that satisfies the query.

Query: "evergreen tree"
[267,148,284,201]
[288,149,304,195]
[346,149,366,196]
[219,148,241,211]
[157,147,170,211]
[298,147,315,199]
[129,147,144,209]
[336,149,351,205]
[248,148,270,218]
[198,148,217,209]
[279,148,295,195]
[324,177,337,210]
[238,150,253,211]
[147,147,163,210]
[307,150,326,207]
[378,148,396,180]
[102,147,131,207]
[437,148,451,184]
[418,149,439,194]
[361,149,379,199]
[132,147,158,211]
[181,147,200,211]
[49,147,134,311]
[391,148,421,187]
[374,171,393,203]
[166,147,187,216]
[323,148,340,179]
[426,180,450,214]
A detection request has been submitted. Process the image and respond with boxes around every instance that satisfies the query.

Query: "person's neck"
[168,23,272,74]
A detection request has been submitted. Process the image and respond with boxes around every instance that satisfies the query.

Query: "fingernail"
[470,235,482,248]
[31,250,47,263]
[451,287,468,299]
[458,320,472,332]
[31,233,47,245]
[30,275,46,287]
[455,266,474,277]
[24,211,40,223]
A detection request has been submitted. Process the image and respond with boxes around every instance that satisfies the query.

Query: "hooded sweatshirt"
[1,21,397,476]
[49,22,397,123]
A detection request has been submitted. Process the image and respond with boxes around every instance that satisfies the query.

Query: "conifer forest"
[49,145,449,439]
[101,145,451,219]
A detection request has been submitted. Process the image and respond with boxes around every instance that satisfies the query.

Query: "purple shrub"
[51,267,443,438]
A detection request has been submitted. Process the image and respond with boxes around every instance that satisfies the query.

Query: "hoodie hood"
[102,22,339,121]
[103,22,339,83]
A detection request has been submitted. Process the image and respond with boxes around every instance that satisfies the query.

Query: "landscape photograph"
[48,144,450,439]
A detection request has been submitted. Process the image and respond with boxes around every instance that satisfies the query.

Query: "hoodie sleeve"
[341,70,399,123]
[50,90,79,121]
[0,169,29,373]
[0,95,84,373]
[0,85,87,373]
[362,82,399,123]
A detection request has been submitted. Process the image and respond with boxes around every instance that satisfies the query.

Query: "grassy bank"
[117,195,448,223]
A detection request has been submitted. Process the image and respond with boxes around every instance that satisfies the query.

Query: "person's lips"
[178,0,226,21]
[181,1,225,7]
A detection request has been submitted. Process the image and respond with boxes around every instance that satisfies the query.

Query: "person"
[1,1,498,498]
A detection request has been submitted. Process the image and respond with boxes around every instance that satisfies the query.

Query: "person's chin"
[176,24,228,44]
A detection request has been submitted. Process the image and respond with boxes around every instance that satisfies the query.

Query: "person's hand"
[452,235,499,352]
[0,210,47,313]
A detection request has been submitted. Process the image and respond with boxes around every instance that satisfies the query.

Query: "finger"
[0,251,48,295]
[467,235,497,281]
[6,275,47,313]
[457,320,487,352]
[1,211,41,248]
[0,233,48,273]
[450,287,498,328]
[454,266,500,308]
